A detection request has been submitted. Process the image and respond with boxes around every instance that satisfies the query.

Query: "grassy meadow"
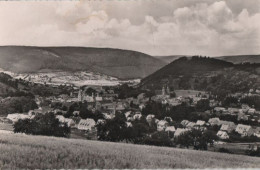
[0,133,260,169]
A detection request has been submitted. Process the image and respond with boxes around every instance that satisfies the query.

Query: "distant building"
[174,128,189,138]
[77,119,96,131]
[165,126,176,132]
[235,124,254,136]
[7,113,30,123]
[237,113,249,121]
[220,124,236,133]
[208,118,220,126]
[214,107,226,112]
[217,130,229,139]
[133,113,142,120]
[248,108,256,115]
[157,120,168,131]
[146,114,155,123]
[196,120,206,126]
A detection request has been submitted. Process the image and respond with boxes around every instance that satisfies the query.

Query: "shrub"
[13,112,70,137]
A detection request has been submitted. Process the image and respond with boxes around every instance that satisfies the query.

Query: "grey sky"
[0,0,259,56]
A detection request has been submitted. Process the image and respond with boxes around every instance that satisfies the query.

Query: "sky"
[0,0,260,56]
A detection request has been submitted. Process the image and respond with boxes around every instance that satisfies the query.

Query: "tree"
[13,112,70,137]
[175,129,217,150]
[97,112,128,142]
[175,131,193,148]
[196,99,210,112]
[222,96,239,107]
[143,131,173,147]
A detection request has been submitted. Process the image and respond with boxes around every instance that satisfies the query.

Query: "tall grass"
[0,133,260,169]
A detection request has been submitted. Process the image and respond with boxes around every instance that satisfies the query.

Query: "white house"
[186,122,196,129]
[165,126,176,132]
[181,120,190,127]
[248,108,256,114]
[64,118,75,127]
[214,107,226,112]
[124,111,132,118]
[157,120,168,131]
[235,124,254,136]
[196,120,206,126]
[208,118,220,126]
[7,113,30,123]
[77,119,96,131]
[133,113,142,120]
[126,122,133,127]
[174,128,189,138]
[146,114,155,123]
[217,130,229,139]
[220,124,235,133]
[56,115,66,122]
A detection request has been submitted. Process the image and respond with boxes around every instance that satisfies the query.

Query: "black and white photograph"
[0,0,260,169]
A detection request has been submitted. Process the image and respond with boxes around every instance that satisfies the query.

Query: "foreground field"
[0,133,260,169]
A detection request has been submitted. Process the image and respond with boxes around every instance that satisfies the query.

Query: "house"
[241,104,250,113]
[227,108,239,114]
[165,126,176,138]
[102,113,114,120]
[208,118,220,126]
[196,120,206,126]
[248,108,256,114]
[73,111,80,116]
[165,126,176,132]
[219,120,236,127]
[77,119,96,131]
[124,111,132,118]
[146,114,155,122]
[181,120,190,127]
[139,103,145,110]
[164,117,173,123]
[217,130,229,139]
[220,124,236,133]
[64,118,75,127]
[7,113,30,123]
[174,128,189,138]
[56,115,66,122]
[237,113,249,121]
[97,119,105,125]
[126,122,133,127]
[157,120,168,131]
[55,115,75,127]
[235,124,254,136]
[186,122,196,129]
[253,127,260,138]
[133,113,142,120]
[137,93,146,101]
[214,107,226,112]
[28,109,43,116]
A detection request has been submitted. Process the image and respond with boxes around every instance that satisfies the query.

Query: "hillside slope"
[140,56,260,94]
[216,55,260,64]
[1,133,260,169]
[0,46,165,79]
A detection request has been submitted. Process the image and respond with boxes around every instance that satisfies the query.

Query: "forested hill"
[141,56,233,85]
[140,56,260,96]
[0,46,166,79]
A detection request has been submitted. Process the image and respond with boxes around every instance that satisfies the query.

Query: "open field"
[0,133,260,169]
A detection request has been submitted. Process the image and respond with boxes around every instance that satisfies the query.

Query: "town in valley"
[1,55,260,156]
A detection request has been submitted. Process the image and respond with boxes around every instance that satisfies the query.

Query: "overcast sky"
[0,0,259,56]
